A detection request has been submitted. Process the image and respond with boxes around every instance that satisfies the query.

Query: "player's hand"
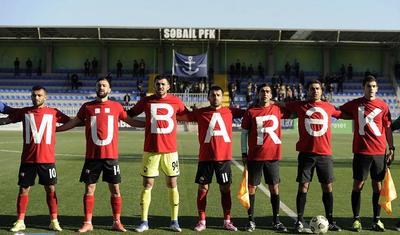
[386,149,394,167]
[241,153,248,166]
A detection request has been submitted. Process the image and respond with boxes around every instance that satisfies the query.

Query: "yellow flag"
[237,168,250,209]
[379,168,397,215]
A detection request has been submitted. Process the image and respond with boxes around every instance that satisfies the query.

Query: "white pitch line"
[232,159,299,222]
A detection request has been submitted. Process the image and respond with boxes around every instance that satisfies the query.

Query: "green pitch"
[0,130,399,234]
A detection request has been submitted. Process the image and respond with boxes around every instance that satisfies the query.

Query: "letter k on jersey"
[358,106,382,136]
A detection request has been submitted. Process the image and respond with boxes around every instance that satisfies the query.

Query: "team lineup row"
[0,75,398,233]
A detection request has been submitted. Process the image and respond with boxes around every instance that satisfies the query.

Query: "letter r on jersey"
[256,115,281,145]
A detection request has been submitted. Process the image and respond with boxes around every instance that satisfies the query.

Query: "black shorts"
[296,152,334,184]
[80,159,121,184]
[353,154,386,181]
[18,163,57,187]
[247,160,280,186]
[195,161,232,185]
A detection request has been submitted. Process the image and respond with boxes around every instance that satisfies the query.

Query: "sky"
[0,0,399,31]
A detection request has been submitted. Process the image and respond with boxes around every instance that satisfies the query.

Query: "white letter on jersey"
[151,103,174,134]
[205,113,231,143]
[358,106,382,136]
[90,109,114,146]
[304,107,328,137]
[25,114,53,144]
[256,115,281,145]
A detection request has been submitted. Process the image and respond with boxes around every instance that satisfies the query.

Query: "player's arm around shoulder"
[0,117,12,125]
[56,116,82,132]
[123,116,146,128]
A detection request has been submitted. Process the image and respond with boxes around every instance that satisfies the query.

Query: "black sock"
[296,192,307,222]
[372,192,381,222]
[322,192,333,223]
[351,191,361,219]
[271,193,280,224]
[248,194,255,222]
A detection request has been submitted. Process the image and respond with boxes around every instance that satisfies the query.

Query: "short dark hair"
[362,75,377,87]
[306,79,323,91]
[96,77,112,88]
[257,83,271,94]
[208,85,224,96]
[32,85,47,94]
[154,74,170,85]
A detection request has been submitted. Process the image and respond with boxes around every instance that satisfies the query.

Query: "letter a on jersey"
[205,113,231,143]
[358,106,382,136]
[90,108,114,146]
[25,113,53,144]
[150,103,174,134]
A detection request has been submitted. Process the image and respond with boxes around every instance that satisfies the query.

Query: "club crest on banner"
[172,51,208,78]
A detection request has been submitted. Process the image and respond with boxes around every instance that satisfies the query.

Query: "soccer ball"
[309,215,329,234]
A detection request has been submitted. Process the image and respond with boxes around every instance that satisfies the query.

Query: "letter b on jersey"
[151,103,174,134]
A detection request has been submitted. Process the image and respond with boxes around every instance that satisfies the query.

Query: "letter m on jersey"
[24,113,53,144]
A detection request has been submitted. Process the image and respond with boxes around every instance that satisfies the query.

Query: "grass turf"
[0,130,399,234]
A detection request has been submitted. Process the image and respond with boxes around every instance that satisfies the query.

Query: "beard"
[96,91,108,98]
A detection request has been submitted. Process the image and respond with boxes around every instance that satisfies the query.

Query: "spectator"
[347,64,353,80]
[228,81,237,105]
[71,73,82,90]
[91,57,98,77]
[14,57,20,76]
[285,85,293,101]
[247,64,254,79]
[257,62,265,79]
[337,74,344,93]
[241,62,247,78]
[26,58,32,77]
[278,84,286,101]
[235,79,241,93]
[271,73,277,87]
[229,63,235,80]
[123,93,131,105]
[36,59,42,76]
[133,60,139,77]
[340,64,346,78]
[136,79,145,97]
[235,59,241,78]
[139,59,146,78]
[246,82,253,104]
[297,83,305,101]
[284,61,291,82]
[299,70,305,86]
[294,59,300,78]
[116,60,123,78]
[84,59,90,77]
[199,79,205,93]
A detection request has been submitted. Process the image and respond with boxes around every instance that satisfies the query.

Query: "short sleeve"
[76,104,86,121]
[241,110,251,130]
[8,109,24,123]
[55,109,71,123]
[127,98,145,116]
